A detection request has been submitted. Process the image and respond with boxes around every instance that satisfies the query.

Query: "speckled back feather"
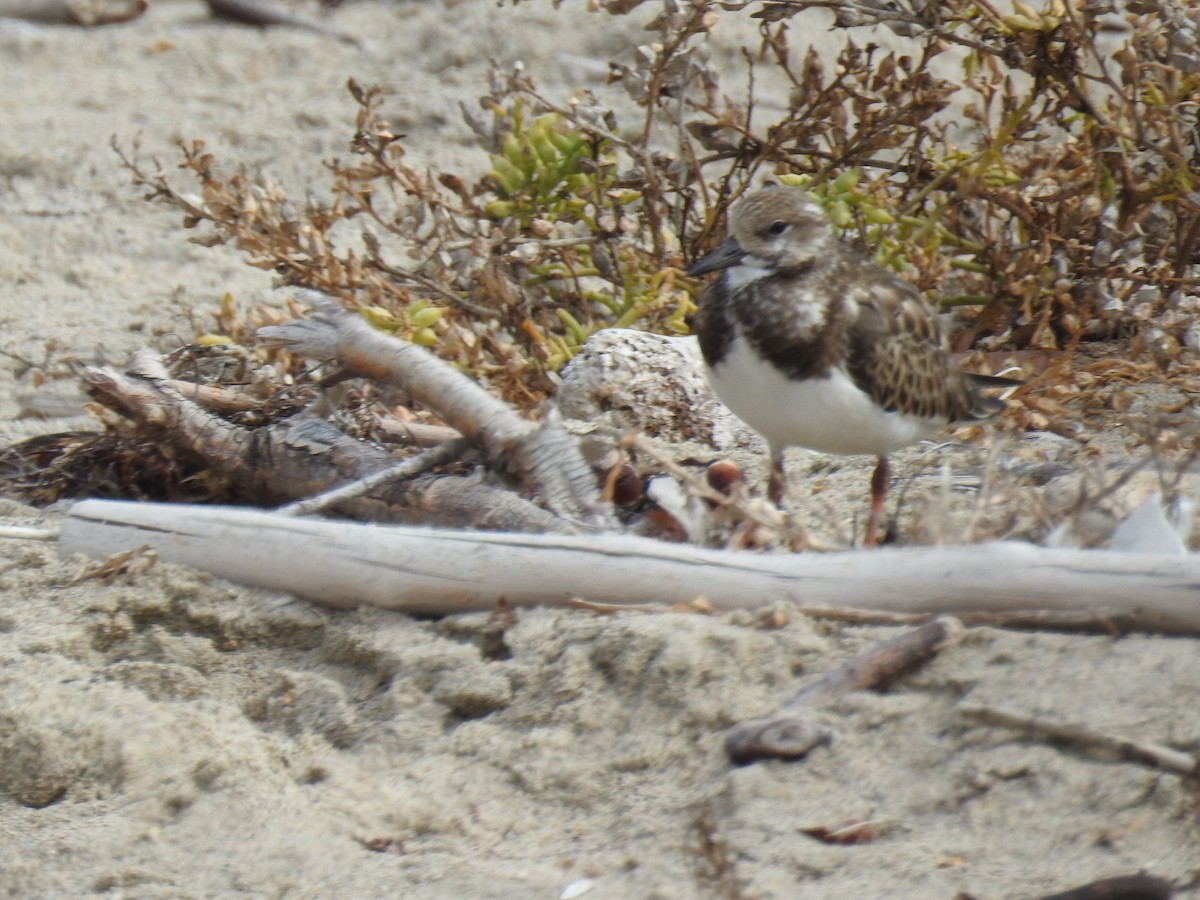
[844,270,993,422]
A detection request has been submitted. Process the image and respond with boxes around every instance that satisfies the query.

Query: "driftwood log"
[60,499,1200,634]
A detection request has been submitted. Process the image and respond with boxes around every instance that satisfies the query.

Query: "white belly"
[706,335,944,456]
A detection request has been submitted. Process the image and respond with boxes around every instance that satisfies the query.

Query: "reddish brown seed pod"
[607,464,644,507]
[706,459,744,495]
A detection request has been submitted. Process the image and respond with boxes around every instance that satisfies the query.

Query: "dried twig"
[623,432,783,531]
[277,438,472,517]
[797,606,1171,635]
[959,704,1199,777]
[724,617,963,764]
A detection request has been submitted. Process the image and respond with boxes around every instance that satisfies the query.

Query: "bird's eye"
[766,220,789,237]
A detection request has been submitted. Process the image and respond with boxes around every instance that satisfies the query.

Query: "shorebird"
[689,185,1016,545]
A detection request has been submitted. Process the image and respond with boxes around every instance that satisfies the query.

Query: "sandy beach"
[2,2,1198,897]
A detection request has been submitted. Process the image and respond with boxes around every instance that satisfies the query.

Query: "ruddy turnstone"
[689,185,1016,545]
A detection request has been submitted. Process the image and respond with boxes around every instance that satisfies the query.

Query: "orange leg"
[767,451,787,506]
[864,455,890,548]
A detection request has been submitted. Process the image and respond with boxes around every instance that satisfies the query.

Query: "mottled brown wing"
[845,273,980,422]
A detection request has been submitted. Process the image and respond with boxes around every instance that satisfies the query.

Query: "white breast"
[706,330,945,456]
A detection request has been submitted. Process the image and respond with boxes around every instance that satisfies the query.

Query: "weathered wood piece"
[724,617,963,764]
[60,500,1200,635]
[81,353,572,534]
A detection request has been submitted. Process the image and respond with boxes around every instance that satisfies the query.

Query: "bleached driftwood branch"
[258,295,613,528]
[60,500,1200,634]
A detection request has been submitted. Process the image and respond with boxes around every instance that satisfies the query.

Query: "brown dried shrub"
[117,0,1200,409]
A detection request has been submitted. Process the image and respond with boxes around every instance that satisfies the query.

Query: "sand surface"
[2,3,1199,898]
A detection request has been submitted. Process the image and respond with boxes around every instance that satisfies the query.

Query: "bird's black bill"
[687,238,746,277]
[968,372,1023,390]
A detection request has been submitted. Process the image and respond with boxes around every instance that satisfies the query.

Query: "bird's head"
[689,186,835,279]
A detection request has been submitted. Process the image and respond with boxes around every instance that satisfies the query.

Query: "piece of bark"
[725,617,963,764]
[959,705,1199,777]
[258,296,614,528]
[81,355,573,533]
[59,501,1200,635]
